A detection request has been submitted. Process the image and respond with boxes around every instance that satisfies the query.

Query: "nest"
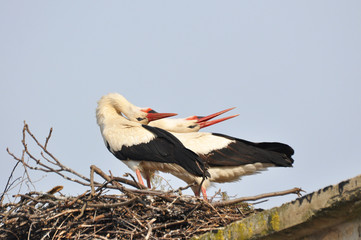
[0,122,302,239]
[0,186,258,239]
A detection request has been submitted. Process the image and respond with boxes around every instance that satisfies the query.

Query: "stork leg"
[201,186,208,201]
[135,169,146,187]
[146,177,152,189]
[193,186,208,201]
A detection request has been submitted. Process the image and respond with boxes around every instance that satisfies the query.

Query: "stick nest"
[1,188,257,239]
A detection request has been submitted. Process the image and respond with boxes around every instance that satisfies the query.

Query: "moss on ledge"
[192,174,361,240]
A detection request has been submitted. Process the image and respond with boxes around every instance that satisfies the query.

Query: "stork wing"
[201,133,294,167]
[112,125,209,178]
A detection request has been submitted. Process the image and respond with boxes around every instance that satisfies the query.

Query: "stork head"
[149,108,239,133]
[149,118,202,132]
[96,93,177,126]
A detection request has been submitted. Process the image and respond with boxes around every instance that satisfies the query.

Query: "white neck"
[96,93,140,129]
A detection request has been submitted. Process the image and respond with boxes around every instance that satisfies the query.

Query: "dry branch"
[212,187,305,207]
[0,161,20,205]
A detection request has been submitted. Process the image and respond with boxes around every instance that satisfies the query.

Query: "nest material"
[0,188,257,239]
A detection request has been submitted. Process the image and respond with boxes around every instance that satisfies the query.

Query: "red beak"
[142,108,177,122]
[187,107,239,129]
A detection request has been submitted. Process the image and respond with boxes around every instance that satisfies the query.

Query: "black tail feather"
[210,133,295,167]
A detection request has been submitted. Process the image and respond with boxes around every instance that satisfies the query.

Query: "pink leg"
[135,169,145,187]
[194,190,200,197]
[201,186,208,201]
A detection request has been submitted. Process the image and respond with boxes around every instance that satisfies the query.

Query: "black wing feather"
[201,133,294,167]
[111,125,209,178]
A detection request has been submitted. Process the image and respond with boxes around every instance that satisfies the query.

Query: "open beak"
[142,108,177,122]
[187,107,239,129]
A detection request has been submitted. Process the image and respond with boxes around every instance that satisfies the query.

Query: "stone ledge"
[192,174,361,240]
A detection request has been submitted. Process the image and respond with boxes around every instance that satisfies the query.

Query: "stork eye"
[136,117,146,121]
[188,125,197,129]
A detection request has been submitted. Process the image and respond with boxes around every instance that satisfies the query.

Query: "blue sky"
[1,1,361,209]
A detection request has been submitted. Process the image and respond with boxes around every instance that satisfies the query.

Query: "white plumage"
[96,93,209,189]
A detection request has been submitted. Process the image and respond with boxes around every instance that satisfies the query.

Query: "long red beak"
[142,108,177,122]
[198,114,239,128]
[187,107,239,129]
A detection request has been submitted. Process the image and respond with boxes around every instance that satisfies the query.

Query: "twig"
[27,222,34,240]
[251,199,269,205]
[0,229,20,240]
[90,166,95,196]
[113,176,147,190]
[23,122,91,184]
[21,124,34,188]
[74,203,87,221]
[145,218,156,240]
[168,182,196,194]
[91,165,135,198]
[212,187,304,207]
[209,189,221,203]
[87,197,137,208]
[152,219,188,231]
[0,161,20,205]
[151,174,174,191]
[124,207,145,228]
[184,203,202,220]
[46,209,84,222]
[204,200,226,224]
[46,186,63,195]
[90,234,109,240]
[43,217,58,240]
[123,172,145,189]
[44,127,53,150]
[7,127,91,187]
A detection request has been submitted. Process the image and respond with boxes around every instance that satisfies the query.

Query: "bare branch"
[123,173,145,189]
[112,176,148,190]
[0,161,20,205]
[23,122,91,183]
[90,165,135,198]
[212,187,304,207]
[145,218,156,240]
[44,127,53,150]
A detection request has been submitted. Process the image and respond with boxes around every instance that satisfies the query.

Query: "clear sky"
[1,1,361,209]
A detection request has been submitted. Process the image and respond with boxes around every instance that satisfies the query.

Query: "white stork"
[96,93,210,189]
[173,132,294,196]
[150,113,294,199]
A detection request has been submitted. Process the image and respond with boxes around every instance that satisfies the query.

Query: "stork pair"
[96,93,294,200]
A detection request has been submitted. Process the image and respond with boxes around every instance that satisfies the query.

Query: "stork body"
[149,116,294,196]
[175,132,293,187]
[96,93,209,188]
